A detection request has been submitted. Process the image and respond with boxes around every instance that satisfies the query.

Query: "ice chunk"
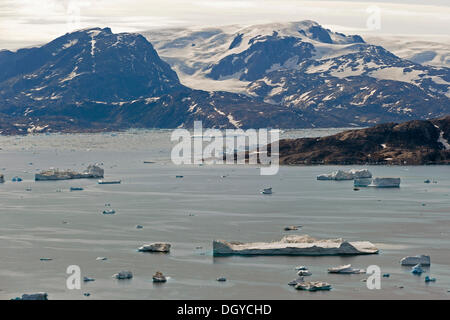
[113,271,133,280]
[411,264,424,275]
[317,169,372,181]
[400,255,430,266]
[327,264,365,274]
[0,174,4,183]
[138,243,171,253]
[370,177,400,188]
[295,281,332,291]
[152,271,167,283]
[15,293,48,300]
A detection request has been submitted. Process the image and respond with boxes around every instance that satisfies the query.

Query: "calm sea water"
[0,129,449,300]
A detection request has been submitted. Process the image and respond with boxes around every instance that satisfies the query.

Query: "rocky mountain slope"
[0,22,449,134]
[276,116,450,165]
[146,21,450,127]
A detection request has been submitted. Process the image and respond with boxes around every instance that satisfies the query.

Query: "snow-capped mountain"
[0,22,449,134]
[0,27,310,134]
[145,21,450,126]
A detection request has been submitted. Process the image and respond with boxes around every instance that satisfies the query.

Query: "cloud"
[0,0,449,50]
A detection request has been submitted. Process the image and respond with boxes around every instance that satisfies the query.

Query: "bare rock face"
[152,271,167,283]
[213,235,378,256]
[138,243,171,253]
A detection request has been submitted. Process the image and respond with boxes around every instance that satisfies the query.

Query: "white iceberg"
[369,177,401,188]
[35,164,104,181]
[327,264,365,274]
[400,255,430,266]
[138,243,171,253]
[317,169,372,181]
[295,281,332,291]
[213,235,379,256]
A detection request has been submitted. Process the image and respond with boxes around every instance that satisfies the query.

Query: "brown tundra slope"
[277,116,450,165]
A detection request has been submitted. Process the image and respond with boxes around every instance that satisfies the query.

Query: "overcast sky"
[0,0,449,50]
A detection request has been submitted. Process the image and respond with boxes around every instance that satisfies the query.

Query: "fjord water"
[0,130,449,300]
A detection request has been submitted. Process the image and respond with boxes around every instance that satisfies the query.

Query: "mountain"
[0,23,449,134]
[0,27,311,134]
[276,115,450,165]
[146,21,450,127]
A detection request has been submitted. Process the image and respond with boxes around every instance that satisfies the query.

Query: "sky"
[0,0,449,50]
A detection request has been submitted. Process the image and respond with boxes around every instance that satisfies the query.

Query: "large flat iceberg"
[317,169,372,181]
[213,235,379,256]
[35,164,104,181]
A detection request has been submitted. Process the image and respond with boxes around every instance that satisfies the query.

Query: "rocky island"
[277,116,450,165]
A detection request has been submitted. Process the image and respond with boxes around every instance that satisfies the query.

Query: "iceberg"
[14,293,48,300]
[295,281,332,291]
[317,169,372,181]
[113,270,133,280]
[35,164,104,181]
[354,178,372,187]
[213,235,378,256]
[370,177,400,188]
[152,271,167,283]
[400,255,430,266]
[138,243,171,253]
[327,264,365,274]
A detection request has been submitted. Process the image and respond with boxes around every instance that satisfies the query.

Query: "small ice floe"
[83,277,95,282]
[295,281,332,292]
[152,271,167,283]
[83,293,91,297]
[411,264,424,275]
[328,264,365,274]
[176,175,184,178]
[113,270,133,280]
[40,258,53,261]
[0,174,4,183]
[400,255,431,266]
[424,179,431,184]
[297,269,312,276]
[102,204,116,215]
[216,277,227,282]
[288,277,304,286]
[143,161,155,164]
[383,274,390,278]
[295,266,308,271]
[424,276,436,283]
[138,243,171,253]
[284,225,301,231]
[317,169,372,181]
[98,179,121,185]
[13,293,48,300]
[11,176,23,182]
[25,187,32,192]
[136,225,144,229]
[70,187,84,191]
[261,187,272,195]
[96,257,107,261]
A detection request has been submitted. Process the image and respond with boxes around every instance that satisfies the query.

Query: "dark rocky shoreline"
[276,116,450,165]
